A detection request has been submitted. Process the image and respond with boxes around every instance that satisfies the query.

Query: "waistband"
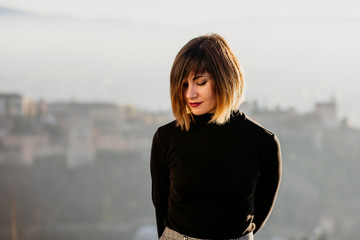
[162,227,254,240]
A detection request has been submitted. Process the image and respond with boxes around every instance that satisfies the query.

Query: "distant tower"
[314,96,338,129]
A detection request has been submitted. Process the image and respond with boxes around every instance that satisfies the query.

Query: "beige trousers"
[160,227,254,240]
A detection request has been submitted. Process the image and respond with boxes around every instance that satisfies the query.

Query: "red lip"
[190,102,202,107]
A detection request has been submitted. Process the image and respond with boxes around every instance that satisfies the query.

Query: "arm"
[253,134,282,234]
[150,130,170,238]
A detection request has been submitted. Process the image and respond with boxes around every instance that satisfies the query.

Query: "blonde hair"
[170,33,245,131]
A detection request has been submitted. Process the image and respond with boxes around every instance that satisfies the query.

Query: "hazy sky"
[2,0,360,23]
[1,0,360,126]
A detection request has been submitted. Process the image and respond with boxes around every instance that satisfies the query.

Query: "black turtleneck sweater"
[150,111,281,239]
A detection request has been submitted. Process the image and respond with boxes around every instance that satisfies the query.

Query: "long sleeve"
[150,129,170,238]
[253,134,282,234]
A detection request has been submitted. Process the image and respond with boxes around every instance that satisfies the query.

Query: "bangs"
[180,47,212,83]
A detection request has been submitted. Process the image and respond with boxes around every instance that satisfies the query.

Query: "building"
[0,93,22,117]
[0,93,47,119]
[0,134,63,165]
[313,97,338,129]
[245,97,359,152]
[47,102,125,168]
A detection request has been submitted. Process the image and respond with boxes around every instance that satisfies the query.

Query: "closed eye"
[197,81,207,86]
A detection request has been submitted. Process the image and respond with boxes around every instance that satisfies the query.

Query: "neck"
[192,112,214,125]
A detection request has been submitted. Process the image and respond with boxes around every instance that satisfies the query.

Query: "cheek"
[210,81,216,97]
[211,94,217,106]
[210,86,217,102]
[182,88,188,102]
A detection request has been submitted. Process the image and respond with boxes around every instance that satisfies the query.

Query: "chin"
[191,110,207,115]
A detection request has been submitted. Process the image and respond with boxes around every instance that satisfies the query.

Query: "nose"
[186,83,198,100]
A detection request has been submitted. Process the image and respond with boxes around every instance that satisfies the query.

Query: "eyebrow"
[192,74,208,80]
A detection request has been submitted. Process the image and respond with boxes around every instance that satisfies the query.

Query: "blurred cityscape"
[0,92,359,240]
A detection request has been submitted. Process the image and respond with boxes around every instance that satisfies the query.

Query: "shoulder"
[153,119,182,144]
[241,113,279,145]
[158,119,178,131]
[157,119,179,135]
[242,115,281,168]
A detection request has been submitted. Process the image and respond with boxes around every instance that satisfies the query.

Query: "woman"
[150,34,281,240]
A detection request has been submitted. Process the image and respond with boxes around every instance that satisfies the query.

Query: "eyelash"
[182,81,207,87]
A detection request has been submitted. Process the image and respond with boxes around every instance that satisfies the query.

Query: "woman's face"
[183,72,217,115]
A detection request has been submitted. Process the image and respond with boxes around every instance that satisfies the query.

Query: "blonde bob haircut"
[170,33,245,131]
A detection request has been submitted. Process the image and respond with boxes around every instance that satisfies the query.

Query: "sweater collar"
[191,110,244,126]
[192,112,214,125]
